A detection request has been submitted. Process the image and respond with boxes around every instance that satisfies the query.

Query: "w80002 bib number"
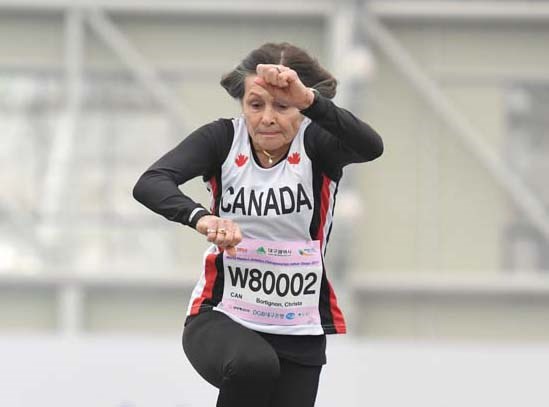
[227,266,317,297]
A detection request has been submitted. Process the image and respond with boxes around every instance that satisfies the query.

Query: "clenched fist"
[196,215,242,257]
[254,64,315,110]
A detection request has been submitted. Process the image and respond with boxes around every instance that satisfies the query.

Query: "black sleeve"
[301,94,384,180]
[132,119,233,229]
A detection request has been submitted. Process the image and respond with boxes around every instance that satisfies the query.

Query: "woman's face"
[242,75,303,154]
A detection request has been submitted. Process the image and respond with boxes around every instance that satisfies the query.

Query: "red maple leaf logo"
[287,152,301,165]
[235,154,248,167]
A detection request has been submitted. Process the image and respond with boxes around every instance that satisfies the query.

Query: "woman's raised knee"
[224,351,280,383]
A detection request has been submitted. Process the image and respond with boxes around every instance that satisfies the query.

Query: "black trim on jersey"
[308,163,339,253]
[310,169,340,334]
[209,169,223,217]
[324,180,339,249]
[193,252,225,312]
[309,161,340,334]
[211,253,225,306]
[319,265,337,334]
[309,161,324,240]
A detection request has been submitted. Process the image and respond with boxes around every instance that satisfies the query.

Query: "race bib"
[217,239,322,326]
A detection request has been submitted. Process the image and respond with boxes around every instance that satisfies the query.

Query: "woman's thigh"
[182,311,279,387]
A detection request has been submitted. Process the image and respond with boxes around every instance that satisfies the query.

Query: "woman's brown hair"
[220,42,337,100]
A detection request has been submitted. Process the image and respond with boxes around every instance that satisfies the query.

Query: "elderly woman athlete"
[133,42,383,407]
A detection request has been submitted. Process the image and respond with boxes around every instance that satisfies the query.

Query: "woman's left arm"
[300,94,384,167]
[253,63,383,167]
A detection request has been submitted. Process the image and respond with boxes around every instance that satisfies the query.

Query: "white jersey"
[187,116,344,335]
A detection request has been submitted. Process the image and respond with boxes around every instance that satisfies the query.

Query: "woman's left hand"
[196,215,242,257]
[254,64,315,110]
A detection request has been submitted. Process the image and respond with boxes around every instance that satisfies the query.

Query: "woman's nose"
[261,107,275,125]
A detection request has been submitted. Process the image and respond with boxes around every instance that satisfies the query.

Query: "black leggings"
[182,311,322,407]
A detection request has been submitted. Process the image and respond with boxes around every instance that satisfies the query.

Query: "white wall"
[2,335,549,407]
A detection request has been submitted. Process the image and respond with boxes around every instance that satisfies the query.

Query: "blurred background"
[1,0,549,406]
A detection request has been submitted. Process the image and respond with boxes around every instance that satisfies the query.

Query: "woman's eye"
[276,103,288,110]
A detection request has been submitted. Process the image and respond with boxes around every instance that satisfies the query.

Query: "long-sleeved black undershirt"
[133,94,383,228]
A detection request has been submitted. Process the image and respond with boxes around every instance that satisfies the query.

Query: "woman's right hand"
[196,215,242,256]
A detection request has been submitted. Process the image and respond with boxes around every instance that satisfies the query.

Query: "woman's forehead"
[243,75,271,99]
